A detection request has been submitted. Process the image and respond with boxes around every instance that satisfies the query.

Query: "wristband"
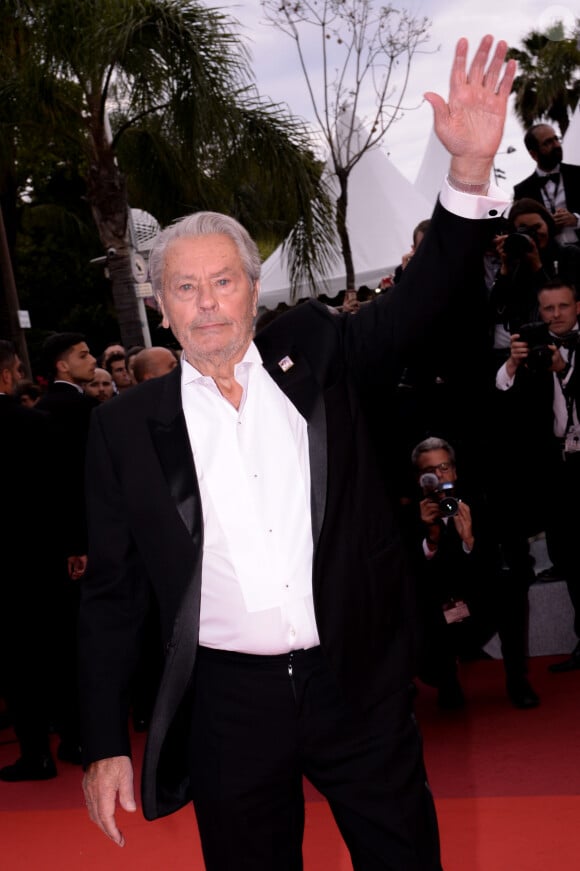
[447,173,490,195]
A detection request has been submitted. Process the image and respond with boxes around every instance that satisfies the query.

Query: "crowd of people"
[0,36,579,870]
[0,338,179,781]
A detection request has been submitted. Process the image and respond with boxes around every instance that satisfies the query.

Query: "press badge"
[442,599,470,624]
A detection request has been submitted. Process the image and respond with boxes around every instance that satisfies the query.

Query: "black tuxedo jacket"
[36,382,98,556]
[0,396,57,595]
[513,163,580,243]
[78,201,495,821]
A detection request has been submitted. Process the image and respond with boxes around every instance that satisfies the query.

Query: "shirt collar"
[182,341,262,385]
[53,379,84,394]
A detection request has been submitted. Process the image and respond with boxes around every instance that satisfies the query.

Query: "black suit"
[513,163,580,243]
[496,354,580,637]
[79,201,494,868]
[35,381,98,752]
[35,382,97,555]
[0,395,56,760]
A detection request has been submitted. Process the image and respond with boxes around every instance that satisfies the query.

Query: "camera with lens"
[517,321,554,374]
[502,227,538,260]
[517,321,580,374]
[433,482,460,518]
[419,473,460,518]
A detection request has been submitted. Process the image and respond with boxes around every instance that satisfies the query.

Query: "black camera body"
[517,321,553,374]
[433,482,460,518]
[503,228,537,259]
[420,473,460,518]
[518,321,580,374]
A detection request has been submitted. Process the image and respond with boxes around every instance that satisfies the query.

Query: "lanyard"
[557,347,576,430]
[542,176,561,215]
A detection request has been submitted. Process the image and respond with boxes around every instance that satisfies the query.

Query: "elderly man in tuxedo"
[513,123,580,245]
[79,36,515,871]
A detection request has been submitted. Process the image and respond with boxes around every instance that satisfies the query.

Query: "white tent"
[563,103,580,165]
[258,120,433,310]
[413,127,450,209]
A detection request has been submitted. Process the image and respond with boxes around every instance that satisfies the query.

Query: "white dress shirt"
[182,343,319,654]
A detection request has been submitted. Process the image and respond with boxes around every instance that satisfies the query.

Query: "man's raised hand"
[425,35,517,185]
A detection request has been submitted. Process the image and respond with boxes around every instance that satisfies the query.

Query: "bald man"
[85,368,115,403]
[131,346,178,383]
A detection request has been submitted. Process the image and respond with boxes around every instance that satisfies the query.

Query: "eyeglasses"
[420,462,452,474]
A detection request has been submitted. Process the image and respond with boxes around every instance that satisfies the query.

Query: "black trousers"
[544,451,580,637]
[188,646,442,871]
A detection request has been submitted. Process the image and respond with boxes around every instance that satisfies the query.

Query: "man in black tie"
[513,123,580,245]
[495,279,580,673]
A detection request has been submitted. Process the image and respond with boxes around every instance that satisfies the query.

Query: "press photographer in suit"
[407,437,538,711]
[496,279,580,674]
[79,36,515,870]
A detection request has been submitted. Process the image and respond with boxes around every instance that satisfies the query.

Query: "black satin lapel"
[148,372,198,536]
[307,393,327,550]
[262,354,327,550]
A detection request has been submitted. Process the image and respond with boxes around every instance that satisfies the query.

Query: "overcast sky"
[206,0,578,194]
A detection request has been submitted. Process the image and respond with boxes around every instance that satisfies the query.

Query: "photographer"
[495,279,580,673]
[406,437,538,710]
[489,198,580,364]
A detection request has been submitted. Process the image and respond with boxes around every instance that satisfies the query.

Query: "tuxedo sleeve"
[78,411,151,767]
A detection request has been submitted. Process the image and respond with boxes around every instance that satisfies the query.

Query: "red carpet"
[1,654,579,869]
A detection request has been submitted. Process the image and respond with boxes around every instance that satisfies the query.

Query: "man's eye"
[216,278,229,287]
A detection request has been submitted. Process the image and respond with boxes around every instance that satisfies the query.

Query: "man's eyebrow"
[170,266,237,281]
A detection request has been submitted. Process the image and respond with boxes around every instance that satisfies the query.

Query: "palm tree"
[508,22,580,137]
[3,0,334,347]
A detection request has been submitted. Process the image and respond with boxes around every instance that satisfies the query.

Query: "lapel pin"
[278,355,294,373]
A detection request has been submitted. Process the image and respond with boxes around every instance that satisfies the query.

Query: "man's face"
[530,125,563,171]
[538,287,580,336]
[110,358,132,390]
[415,448,457,486]
[160,233,258,373]
[1,354,25,394]
[85,368,115,402]
[60,342,96,385]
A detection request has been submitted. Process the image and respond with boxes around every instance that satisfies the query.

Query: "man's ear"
[159,299,170,329]
[55,357,69,378]
[252,280,260,318]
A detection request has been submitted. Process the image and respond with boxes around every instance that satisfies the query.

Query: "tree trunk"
[335,170,356,293]
[86,121,145,348]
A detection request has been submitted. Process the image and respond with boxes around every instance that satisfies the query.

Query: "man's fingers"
[481,39,508,91]
[83,756,134,848]
[465,34,494,84]
[449,36,468,90]
[119,782,137,813]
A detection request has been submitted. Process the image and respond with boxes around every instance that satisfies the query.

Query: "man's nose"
[197,284,219,308]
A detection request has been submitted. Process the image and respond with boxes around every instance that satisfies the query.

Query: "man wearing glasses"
[408,437,539,711]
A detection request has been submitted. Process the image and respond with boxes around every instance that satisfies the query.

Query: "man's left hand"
[425,35,516,184]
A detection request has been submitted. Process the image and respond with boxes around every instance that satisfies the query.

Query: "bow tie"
[539,172,560,187]
[552,331,578,350]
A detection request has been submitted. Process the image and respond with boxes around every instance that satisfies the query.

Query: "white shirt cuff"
[495,361,515,390]
[439,178,510,220]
